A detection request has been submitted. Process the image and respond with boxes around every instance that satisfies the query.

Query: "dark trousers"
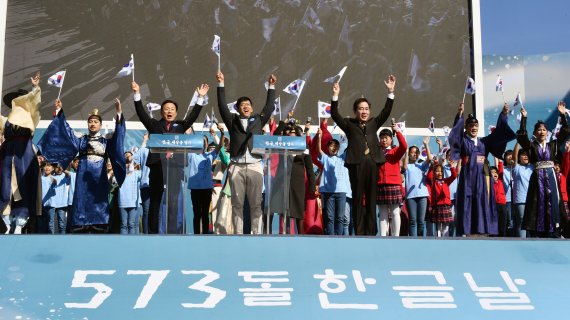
[347,156,378,236]
[191,189,213,234]
[149,163,184,234]
[148,164,163,234]
[497,203,507,237]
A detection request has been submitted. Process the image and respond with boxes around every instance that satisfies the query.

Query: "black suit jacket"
[217,86,275,159]
[134,99,203,166]
[330,97,394,165]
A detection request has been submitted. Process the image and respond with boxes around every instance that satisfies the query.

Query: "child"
[316,128,350,235]
[403,137,432,236]
[490,164,507,237]
[51,164,70,234]
[187,124,224,234]
[376,122,407,237]
[118,152,141,234]
[38,163,57,234]
[426,161,457,237]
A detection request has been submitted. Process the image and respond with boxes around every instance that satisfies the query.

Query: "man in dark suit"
[132,81,209,234]
[216,71,276,234]
[330,75,396,236]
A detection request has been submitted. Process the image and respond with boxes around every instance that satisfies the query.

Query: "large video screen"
[3,0,475,128]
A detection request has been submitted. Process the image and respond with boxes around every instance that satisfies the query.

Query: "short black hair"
[533,120,547,133]
[352,98,370,113]
[328,139,340,147]
[236,96,252,110]
[161,99,179,111]
[490,166,498,172]
[379,128,393,137]
[503,149,513,161]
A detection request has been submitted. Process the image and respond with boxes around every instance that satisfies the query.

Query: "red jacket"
[558,151,570,202]
[495,162,507,205]
[377,131,407,185]
[426,166,457,206]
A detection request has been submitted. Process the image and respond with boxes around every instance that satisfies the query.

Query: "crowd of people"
[1,72,569,239]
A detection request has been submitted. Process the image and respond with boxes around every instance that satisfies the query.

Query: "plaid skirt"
[377,184,403,205]
[431,205,454,223]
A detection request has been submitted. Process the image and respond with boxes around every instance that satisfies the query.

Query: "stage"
[0,235,567,319]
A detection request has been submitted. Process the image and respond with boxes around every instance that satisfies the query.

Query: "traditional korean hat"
[2,89,28,108]
[88,108,102,122]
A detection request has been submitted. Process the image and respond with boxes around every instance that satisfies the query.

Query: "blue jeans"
[514,203,526,238]
[54,207,67,234]
[120,207,138,235]
[345,197,353,236]
[140,187,151,234]
[407,197,428,237]
[37,206,55,234]
[322,192,347,235]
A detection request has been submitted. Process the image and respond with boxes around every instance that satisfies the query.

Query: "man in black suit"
[216,71,276,234]
[132,81,209,234]
[330,76,396,236]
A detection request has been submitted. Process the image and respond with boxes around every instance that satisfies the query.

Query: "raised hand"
[131,81,140,94]
[332,82,340,96]
[458,102,464,115]
[114,97,122,114]
[436,137,442,148]
[216,71,224,84]
[384,74,396,93]
[392,122,400,133]
[317,127,322,136]
[423,136,430,145]
[197,83,209,97]
[502,102,509,115]
[287,110,294,119]
[557,101,567,115]
[31,72,40,87]
[54,99,62,111]
[268,74,277,86]
[520,106,527,118]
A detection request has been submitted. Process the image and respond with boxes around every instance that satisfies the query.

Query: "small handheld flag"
[272,96,281,118]
[227,101,239,114]
[495,75,504,92]
[283,79,305,96]
[323,66,348,83]
[146,102,161,118]
[212,35,221,71]
[117,54,134,80]
[317,100,331,119]
[47,70,66,100]
[496,74,506,103]
[428,116,435,133]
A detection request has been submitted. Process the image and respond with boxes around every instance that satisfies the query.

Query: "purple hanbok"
[448,112,515,235]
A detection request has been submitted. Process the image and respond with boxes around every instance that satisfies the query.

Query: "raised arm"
[516,106,531,151]
[423,136,432,165]
[316,127,324,155]
[216,71,233,127]
[373,75,396,128]
[330,82,348,133]
[132,81,154,131]
[214,123,225,155]
[181,84,208,130]
[556,101,570,142]
[393,123,408,159]
[260,74,277,125]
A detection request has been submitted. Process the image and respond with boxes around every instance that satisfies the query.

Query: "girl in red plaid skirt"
[377,122,407,236]
[426,161,458,237]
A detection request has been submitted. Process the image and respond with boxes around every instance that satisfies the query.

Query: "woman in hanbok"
[448,102,515,236]
[38,98,125,233]
[516,102,569,238]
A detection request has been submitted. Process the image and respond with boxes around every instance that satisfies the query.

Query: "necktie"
[166,121,173,159]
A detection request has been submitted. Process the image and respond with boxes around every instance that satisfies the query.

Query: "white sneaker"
[14,225,22,234]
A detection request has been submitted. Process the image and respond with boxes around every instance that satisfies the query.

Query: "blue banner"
[147,134,204,152]
[252,135,306,154]
[0,236,568,319]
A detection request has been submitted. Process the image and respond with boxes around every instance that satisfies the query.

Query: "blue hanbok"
[448,112,515,235]
[38,110,125,228]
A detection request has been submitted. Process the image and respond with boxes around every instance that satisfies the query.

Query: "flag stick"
[279,105,282,121]
[291,82,305,112]
[131,54,135,82]
[462,92,466,104]
[217,54,221,72]
[57,70,66,100]
[501,91,506,104]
